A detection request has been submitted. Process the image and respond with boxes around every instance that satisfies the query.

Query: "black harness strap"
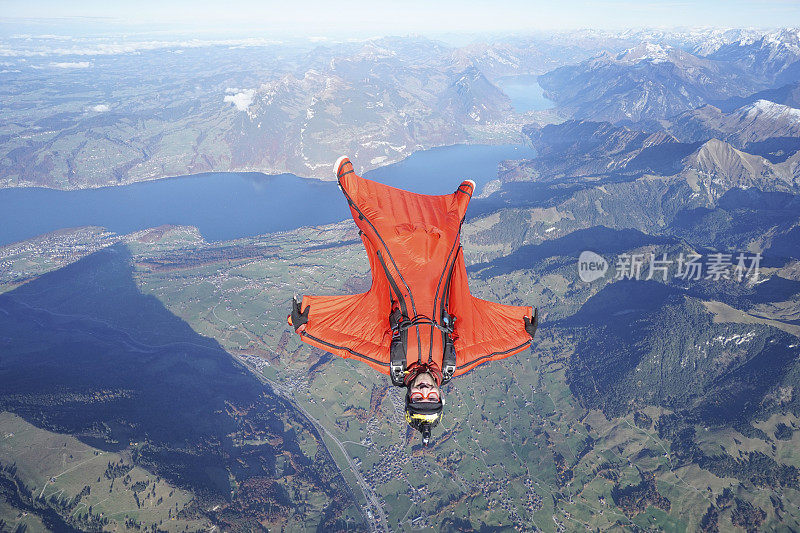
[396,315,452,334]
[389,308,407,386]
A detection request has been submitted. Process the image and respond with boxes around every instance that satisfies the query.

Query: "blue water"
[364,143,536,194]
[0,143,536,246]
[495,75,555,113]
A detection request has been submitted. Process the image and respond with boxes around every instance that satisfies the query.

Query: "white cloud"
[50,61,91,68]
[224,89,255,111]
[91,104,110,112]
[1,37,282,57]
[11,34,73,40]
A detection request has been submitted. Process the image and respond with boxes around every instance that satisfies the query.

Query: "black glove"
[290,296,310,331]
[524,308,539,340]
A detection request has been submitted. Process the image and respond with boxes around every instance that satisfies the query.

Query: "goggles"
[409,387,440,403]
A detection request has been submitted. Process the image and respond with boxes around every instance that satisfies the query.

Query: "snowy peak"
[610,41,711,68]
[709,27,800,83]
[686,28,763,56]
[540,40,748,123]
[737,99,800,121]
[616,42,677,64]
[666,99,800,160]
[763,27,800,52]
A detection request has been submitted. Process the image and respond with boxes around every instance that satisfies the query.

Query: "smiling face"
[408,372,441,403]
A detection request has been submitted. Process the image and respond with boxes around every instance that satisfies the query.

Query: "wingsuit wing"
[289,155,538,378]
[446,247,537,377]
[291,231,394,375]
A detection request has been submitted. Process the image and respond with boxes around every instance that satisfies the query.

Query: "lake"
[495,75,555,113]
[0,143,536,246]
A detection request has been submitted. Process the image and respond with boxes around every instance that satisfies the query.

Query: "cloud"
[90,104,110,112]
[11,34,73,40]
[224,89,255,111]
[50,61,91,68]
[1,37,282,57]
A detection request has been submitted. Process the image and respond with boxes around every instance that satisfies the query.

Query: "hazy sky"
[2,0,799,36]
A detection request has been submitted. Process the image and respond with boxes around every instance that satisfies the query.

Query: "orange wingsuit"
[289,156,537,381]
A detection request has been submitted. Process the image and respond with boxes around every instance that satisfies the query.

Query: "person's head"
[408,371,441,402]
[404,369,444,445]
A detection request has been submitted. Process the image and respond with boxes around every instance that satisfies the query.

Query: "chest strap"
[389,309,456,386]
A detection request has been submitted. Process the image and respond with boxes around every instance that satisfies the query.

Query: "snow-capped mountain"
[667,100,800,148]
[514,118,800,199]
[538,42,755,123]
[716,81,800,112]
[709,27,800,85]
[614,42,686,64]
[514,119,688,180]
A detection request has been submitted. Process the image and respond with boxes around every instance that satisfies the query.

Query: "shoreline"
[0,130,545,193]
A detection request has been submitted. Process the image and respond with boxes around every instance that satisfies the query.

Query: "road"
[236,356,388,533]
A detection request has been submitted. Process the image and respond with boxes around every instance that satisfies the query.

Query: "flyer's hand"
[524,308,539,340]
[288,296,310,332]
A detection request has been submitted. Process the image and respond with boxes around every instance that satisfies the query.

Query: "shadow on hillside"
[555,277,799,427]
[0,244,348,513]
[468,225,677,279]
[467,181,595,219]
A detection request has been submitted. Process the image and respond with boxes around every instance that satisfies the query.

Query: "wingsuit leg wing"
[445,245,538,377]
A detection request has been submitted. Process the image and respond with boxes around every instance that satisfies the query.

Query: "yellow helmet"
[405,395,443,446]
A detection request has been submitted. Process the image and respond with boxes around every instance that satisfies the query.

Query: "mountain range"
[539,42,759,123]
[0,36,558,190]
[5,27,800,190]
[4,27,800,532]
